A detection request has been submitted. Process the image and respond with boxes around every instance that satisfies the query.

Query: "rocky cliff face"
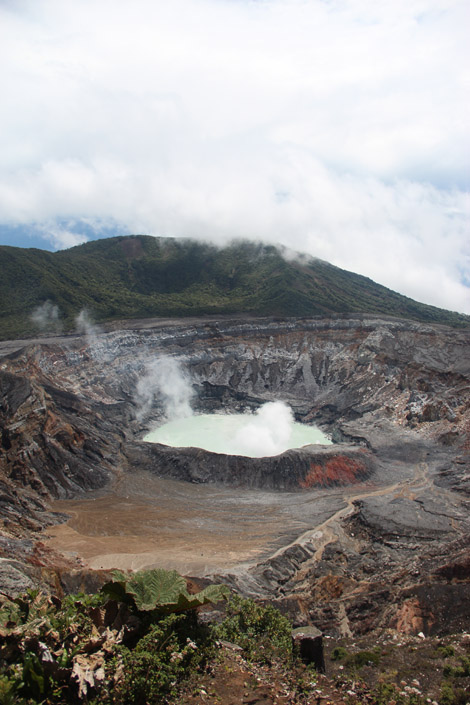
[0,315,469,634]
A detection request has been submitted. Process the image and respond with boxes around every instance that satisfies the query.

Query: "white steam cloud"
[31,300,62,333]
[135,356,194,422]
[75,309,105,359]
[234,401,294,458]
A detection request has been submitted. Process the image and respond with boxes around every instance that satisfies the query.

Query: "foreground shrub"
[345,648,381,670]
[440,681,469,705]
[331,646,348,661]
[213,594,292,663]
[0,569,229,704]
[443,656,470,679]
[101,611,215,705]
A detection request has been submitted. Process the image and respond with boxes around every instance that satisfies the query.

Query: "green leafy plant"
[0,589,56,637]
[371,681,401,704]
[0,672,26,705]
[293,664,318,696]
[101,568,229,614]
[0,570,230,704]
[21,652,46,701]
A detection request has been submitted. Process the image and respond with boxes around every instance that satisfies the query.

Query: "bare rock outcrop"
[124,441,373,490]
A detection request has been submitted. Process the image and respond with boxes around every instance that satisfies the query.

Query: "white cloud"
[36,221,89,250]
[0,0,468,312]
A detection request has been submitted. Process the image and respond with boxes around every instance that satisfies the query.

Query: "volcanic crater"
[1,314,469,637]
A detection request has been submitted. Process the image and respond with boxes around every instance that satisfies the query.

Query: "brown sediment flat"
[44,471,346,576]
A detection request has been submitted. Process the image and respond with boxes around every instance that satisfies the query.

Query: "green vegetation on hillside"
[0,235,468,340]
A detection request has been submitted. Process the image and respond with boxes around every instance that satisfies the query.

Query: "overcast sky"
[0,0,469,313]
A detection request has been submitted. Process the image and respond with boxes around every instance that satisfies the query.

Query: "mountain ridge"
[0,235,468,340]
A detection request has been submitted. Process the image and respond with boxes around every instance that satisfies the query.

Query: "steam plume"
[234,401,294,457]
[75,309,100,340]
[135,356,194,422]
[75,309,105,359]
[31,301,62,333]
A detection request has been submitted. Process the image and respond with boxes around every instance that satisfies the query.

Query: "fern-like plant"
[101,568,229,614]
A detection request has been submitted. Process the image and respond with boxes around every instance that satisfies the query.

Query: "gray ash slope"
[0,314,469,636]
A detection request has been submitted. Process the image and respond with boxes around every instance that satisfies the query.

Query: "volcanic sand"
[44,470,347,576]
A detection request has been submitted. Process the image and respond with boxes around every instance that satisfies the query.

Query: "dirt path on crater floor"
[268,461,432,564]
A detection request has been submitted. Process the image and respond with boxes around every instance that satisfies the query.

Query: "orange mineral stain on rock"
[394,597,436,635]
[299,456,367,489]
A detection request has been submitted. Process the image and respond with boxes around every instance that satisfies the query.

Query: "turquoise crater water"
[143,403,331,458]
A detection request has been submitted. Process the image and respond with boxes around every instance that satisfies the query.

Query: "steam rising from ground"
[135,356,194,422]
[31,301,62,333]
[75,309,106,360]
[234,401,294,457]
[30,303,105,355]
[75,309,101,341]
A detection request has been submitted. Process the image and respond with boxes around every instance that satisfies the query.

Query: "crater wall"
[1,315,469,634]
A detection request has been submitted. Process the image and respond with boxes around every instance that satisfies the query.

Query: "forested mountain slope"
[0,235,467,339]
